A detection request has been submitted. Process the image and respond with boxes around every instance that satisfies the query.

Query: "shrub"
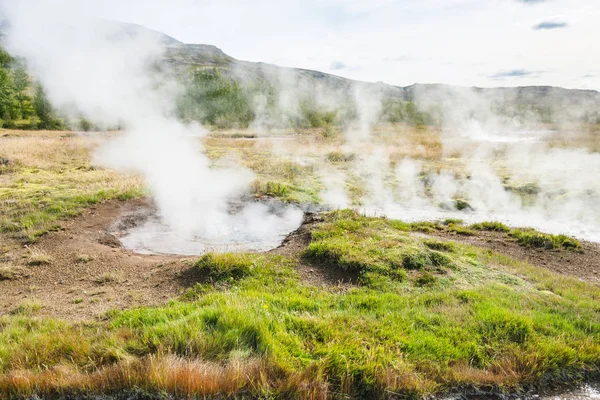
[455,199,473,211]
[176,68,254,129]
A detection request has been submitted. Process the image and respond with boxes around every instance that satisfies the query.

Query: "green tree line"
[0,47,64,130]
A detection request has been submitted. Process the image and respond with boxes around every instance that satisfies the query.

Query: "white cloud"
[6,0,599,89]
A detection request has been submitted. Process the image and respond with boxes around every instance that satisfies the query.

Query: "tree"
[12,67,32,119]
[0,68,19,122]
[34,84,53,129]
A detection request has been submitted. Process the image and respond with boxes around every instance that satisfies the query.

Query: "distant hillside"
[1,21,599,130]
[155,24,598,100]
[154,22,600,127]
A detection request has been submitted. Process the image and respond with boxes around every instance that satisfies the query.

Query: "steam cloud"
[3,0,600,248]
[3,0,303,253]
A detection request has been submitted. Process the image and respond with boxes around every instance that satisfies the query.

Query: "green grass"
[509,228,582,250]
[423,239,456,253]
[1,210,598,399]
[0,141,146,242]
[471,221,511,232]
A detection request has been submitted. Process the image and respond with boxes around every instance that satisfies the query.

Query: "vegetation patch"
[509,228,582,251]
[423,239,456,252]
[0,264,24,281]
[471,221,510,232]
[26,248,52,266]
[326,151,356,163]
[446,223,476,236]
[0,135,147,242]
[0,211,599,399]
[194,253,257,282]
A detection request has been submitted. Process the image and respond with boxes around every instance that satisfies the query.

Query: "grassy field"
[0,128,599,399]
[0,210,598,398]
[2,126,597,242]
[0,131,145,242]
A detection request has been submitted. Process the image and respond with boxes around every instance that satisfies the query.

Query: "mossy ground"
[0,210,598,399]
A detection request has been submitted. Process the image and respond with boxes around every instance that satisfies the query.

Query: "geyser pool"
[112,199,305,256]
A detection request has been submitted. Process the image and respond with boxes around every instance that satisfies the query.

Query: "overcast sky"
[9,0,600,89]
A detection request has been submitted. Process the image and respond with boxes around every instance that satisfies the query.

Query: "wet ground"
[113,198,305,255]
[442,383,600,400]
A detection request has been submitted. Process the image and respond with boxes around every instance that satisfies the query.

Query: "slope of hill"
[1,21,599,130]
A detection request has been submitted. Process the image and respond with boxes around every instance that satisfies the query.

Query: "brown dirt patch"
[269,213,358,288]
[0,199,193,321]
[422,230,600,285]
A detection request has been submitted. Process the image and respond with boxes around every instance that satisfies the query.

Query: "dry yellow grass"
[0,131,146,241]
[0,355,336,399]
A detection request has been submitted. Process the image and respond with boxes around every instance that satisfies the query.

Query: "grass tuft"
[10,300,42,315]
[194,253,256,282]
[0,264,25,280]
[423,239,455,252]
[27,249,52,266]
[471,221,510,232]
[509,229,581,250]
[94,272,124,285]
[326,151,356,163]
[75,253,92,263]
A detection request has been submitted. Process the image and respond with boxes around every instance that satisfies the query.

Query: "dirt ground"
[1,199,599,322]
[427,229,600,285]
[269,213,359,288]
[0,199,193,321]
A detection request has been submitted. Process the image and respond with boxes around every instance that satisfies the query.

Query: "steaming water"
[116,202,304,256]
[462,128,553,143]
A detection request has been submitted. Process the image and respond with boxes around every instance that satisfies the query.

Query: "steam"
[4,1,303,252]
[4,0,600,248]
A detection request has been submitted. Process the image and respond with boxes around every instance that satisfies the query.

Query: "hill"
[1,21,599,130]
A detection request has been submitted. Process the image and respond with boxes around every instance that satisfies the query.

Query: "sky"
[5,0,600,89]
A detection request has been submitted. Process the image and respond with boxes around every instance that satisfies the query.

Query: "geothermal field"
[1,1,600,399]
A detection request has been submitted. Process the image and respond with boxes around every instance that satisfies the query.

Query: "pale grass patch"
[94,272,124,285]
[10,299,43,315]
[27,248,52,266]
[0,135,91,170]
[0,263,25,280]
[75,253,92,263]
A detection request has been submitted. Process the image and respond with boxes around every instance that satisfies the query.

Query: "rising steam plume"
[3,0,303,253]
[3,0,600,248]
